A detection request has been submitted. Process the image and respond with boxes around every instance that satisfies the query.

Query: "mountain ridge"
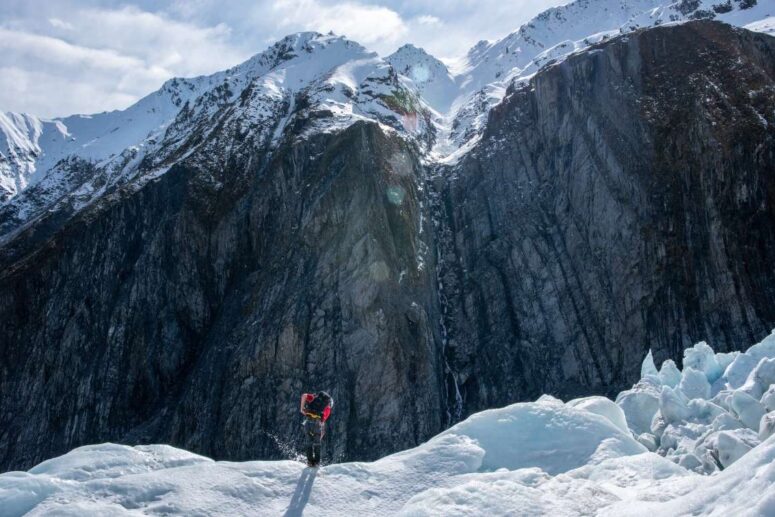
[2,0,772,223]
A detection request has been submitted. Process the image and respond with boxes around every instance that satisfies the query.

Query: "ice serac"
[1,19,775,474]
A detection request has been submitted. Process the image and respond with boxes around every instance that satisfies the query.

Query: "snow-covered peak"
[0,30,380,203]
[227,31,373,85]
[387,44,457,113]
[459,0,772,90]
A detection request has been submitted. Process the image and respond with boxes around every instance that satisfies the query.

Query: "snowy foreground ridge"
[4,335,775,515]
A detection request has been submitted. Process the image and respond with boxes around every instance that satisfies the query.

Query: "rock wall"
[436,21,775,408]
[0,123,444,470]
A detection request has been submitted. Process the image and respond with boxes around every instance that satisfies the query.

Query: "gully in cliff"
[300,391,334,467]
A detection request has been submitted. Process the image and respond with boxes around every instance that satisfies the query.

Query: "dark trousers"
[303,418,324,466]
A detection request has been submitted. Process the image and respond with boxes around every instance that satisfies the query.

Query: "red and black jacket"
[301,393,332,421]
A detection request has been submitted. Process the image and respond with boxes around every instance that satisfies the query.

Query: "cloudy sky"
[0,0,564,118]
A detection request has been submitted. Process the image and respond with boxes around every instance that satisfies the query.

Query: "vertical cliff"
[435,21,775,409]
[0,122,445,469]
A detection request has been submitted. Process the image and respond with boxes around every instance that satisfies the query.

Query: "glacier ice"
[658,359,682,388]
[760,412,775,442]
[566,396,630,435]
[762,385,775,412]
[731,390,767,431]
[683,342,723,384]
[678,367,711,400]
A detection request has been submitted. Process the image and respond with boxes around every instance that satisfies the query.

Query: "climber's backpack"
[305,391,332,418]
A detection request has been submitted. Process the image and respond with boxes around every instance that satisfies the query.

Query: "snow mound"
[0,399,648,516]
[437,397,645,474]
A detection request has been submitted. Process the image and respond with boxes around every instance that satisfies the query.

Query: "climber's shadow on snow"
[283,467,317,516]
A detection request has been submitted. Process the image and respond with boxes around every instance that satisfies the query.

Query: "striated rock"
[0,122,444,471]
[433,21,775,411]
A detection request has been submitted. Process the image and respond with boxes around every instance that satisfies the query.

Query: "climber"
[300,391,333,467]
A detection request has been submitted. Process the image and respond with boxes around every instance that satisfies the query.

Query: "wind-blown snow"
[4,332,775,515]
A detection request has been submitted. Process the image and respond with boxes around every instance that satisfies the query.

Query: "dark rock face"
[1,21,774,471]
[436,21,775,408]
[0,124,445,470]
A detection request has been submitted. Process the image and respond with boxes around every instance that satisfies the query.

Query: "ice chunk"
[747,330,775,362]
[641,349,658,378]
[711,390,733,412]
[760,412,775,442]
[650,411,667,438]
[636,433,657,452]
[686,399,725,424]
[535,394,563,406]
[741,357,775,399]
[683,342,723,383]
[678,452,703,473]
[724,353,759,389]
[659,386,690,425]
[715,351,739,372]
[657,424,683,453]
[714,430,758,468]
[695,428,759,470]
[679,367,711,400]
[711,412,743,432]
[709,376,727,398]
[567,396,630,434]
[617,386,660,435]
[731,391,766,431]
[761,385,775,412]
[658,359,682,388]
[0,472,58,517]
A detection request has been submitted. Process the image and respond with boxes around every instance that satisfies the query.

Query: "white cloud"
[70,6,246,76]
[48,18,74,30]
[0,65,137,117]
[414,15,442,27]
[0,5,250,117]
[271,0,408,48]
[0,28,147,71]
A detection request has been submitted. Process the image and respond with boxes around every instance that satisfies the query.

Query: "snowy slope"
[386,44,458,114]
[4,333,775,515]
[437,0,775,157]
[0,77,214,198]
